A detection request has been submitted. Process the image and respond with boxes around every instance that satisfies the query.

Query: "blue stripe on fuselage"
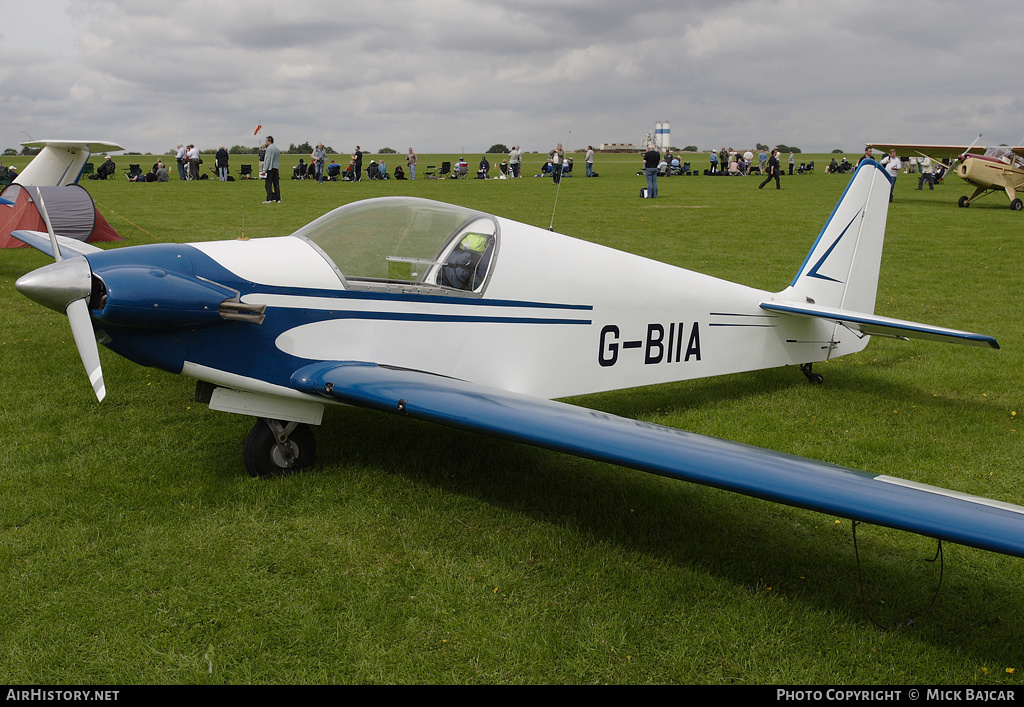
[89,242,594,388]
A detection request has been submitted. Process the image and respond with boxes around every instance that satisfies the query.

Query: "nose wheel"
[243,418,316,477]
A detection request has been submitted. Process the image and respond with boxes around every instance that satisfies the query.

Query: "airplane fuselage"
[83,204,858,405]
[958,153,1024,199]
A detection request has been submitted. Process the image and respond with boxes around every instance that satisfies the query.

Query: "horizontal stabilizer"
[760,300,999,349]
[291,361,1024,557]
[11,229,104,259]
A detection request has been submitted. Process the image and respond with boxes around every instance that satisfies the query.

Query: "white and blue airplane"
[13,159,1024,559]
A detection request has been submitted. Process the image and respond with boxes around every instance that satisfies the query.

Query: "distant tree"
[487,144,510,154]
[378,147,397,154]
[831,148,844,154]
[20,146,40,156]
[229,145,259,154]
[776,145,801,154]
[287,141,314,155]
[682,145,699,152]
[756,143,769,151]
[3,148,17,156]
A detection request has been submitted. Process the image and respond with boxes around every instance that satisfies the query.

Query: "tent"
[0,184,122,248]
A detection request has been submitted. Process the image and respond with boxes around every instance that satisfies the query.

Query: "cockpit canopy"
[984,146,1012,161]
[981,146,1024,170]
[291,197,498,295]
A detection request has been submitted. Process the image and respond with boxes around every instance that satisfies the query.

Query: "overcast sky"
[1,0,1021,155]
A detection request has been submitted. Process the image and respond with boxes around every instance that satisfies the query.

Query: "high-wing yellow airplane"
[867,141,1024,210]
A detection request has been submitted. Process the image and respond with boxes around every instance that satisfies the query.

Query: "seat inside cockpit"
[290,197,499,295]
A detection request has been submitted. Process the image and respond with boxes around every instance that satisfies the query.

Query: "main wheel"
[243,420,316,477]
[958,195,970,208]
[1011,198,1022,211]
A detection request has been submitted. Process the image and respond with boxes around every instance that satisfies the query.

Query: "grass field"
[1,150,1023,685]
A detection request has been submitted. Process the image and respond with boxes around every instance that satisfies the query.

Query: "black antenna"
[549,129,571,231]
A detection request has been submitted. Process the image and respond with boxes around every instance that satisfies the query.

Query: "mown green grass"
[1,152,1023,684]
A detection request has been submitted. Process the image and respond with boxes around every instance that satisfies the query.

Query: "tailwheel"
[958,195,970,208]
[243,418,316,477]
[1011,198,1022,211]
[800,363,824,385]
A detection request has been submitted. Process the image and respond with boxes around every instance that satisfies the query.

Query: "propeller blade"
[952,133,984,171]
[34,190,62,262]
[66,297,105,401]
[14,255,105,402]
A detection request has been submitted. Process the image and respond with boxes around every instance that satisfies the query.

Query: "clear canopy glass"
[290,197,498,292]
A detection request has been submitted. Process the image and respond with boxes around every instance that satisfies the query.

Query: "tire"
[243,421,316,477]
[958,196,970,208]
[1011,198,1022,211]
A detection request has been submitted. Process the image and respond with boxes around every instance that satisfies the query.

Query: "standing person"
[508,145,521,178]
[353,146,363,181]
[187,144,200,180]
[709,150,718,174]
[859,146,874,165]
[258,142,267,174]
[215,145,229,181]
[917,155,934,190]
[406,148,417,180]
[759,149,782,190]
[643,144,660,198]
[788,151,795,176]
[585,145,595,177]
[311,143,326,183]
[880,149,901,202]
[548,143,564,184]
[262,136,281,203]
[175,144,187,180]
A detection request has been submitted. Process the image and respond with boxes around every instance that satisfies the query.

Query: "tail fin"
[16,140,124,187]
[782,160,893,313]
[762,159,998,352]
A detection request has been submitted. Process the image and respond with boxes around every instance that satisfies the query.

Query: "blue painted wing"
[291,361,1024,557]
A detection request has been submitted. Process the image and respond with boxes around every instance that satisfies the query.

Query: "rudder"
[782,160,893,314]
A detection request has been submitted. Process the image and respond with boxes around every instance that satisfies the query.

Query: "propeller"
[951,133,983,171]
[15,191,106,401]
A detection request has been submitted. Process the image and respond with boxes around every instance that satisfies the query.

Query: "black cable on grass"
[852,520,944,630]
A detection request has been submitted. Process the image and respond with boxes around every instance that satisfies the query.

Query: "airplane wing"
[10,229,104,258]
[16,140,125,187]
[760,300,999,349]
[20,140,124,154]
[866,143,986,161]
[290,361,1024,558]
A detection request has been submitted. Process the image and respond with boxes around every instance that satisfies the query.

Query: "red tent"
[0,184,122,248]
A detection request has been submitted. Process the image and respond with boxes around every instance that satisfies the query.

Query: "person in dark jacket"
[215,146,229,181]
[96,156,116,179]
[758,149,781,190]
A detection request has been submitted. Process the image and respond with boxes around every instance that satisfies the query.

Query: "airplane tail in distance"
[783,159,892,313]
[16,140,124,187]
